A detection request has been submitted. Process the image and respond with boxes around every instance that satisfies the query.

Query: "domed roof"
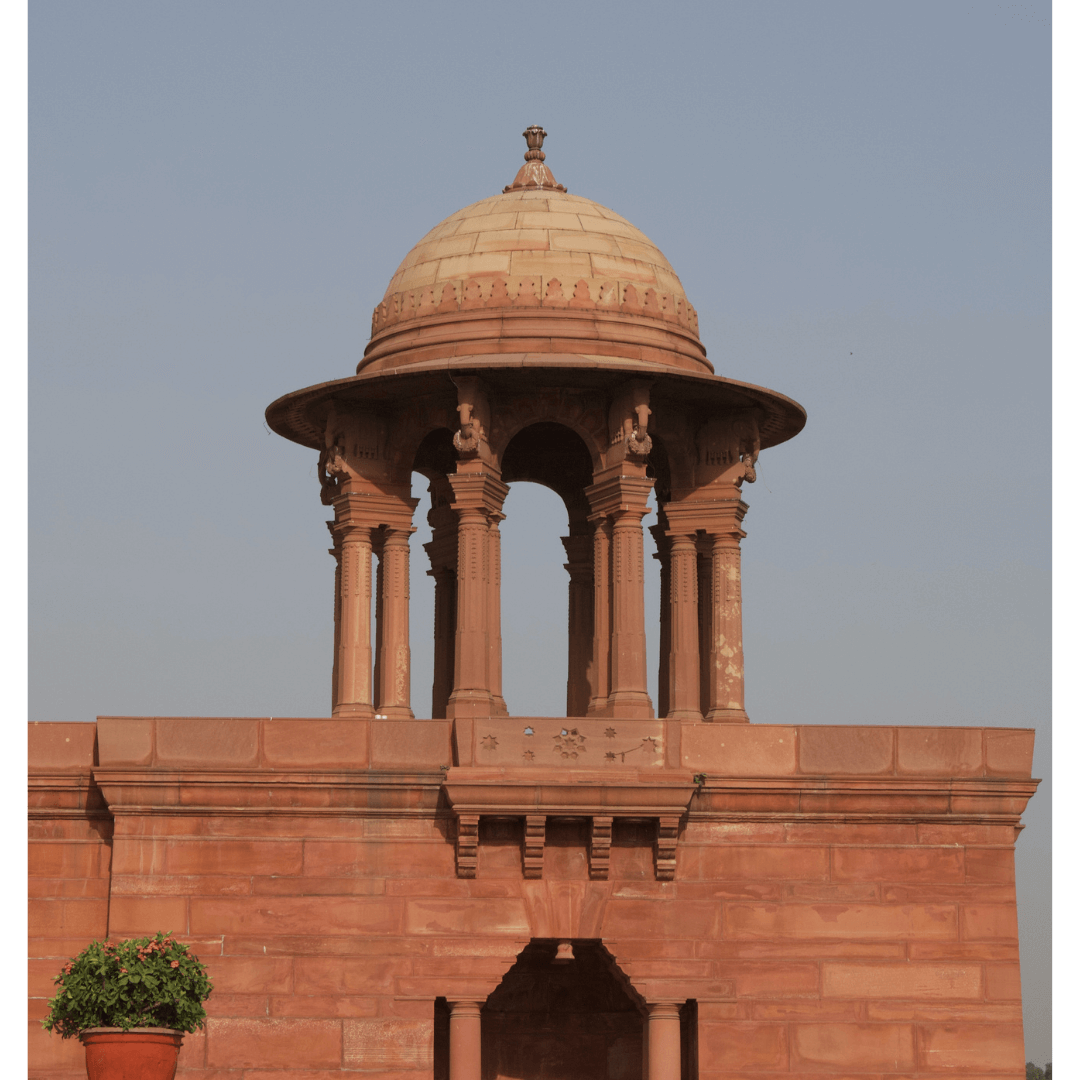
[380,189,687,309]
[360,128,708,378]
[266,129,806,454]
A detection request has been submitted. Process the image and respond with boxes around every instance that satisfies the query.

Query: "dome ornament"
[503,125,567,194]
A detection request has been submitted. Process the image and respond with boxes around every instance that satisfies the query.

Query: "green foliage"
[1027,1063,1052,1080]
[41,933,213,1038]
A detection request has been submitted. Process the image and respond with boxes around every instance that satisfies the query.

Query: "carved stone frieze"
[371,276,700,338]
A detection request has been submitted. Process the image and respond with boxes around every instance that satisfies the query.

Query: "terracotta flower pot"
[79,1027,183,1080]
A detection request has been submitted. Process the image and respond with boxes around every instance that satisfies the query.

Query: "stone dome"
[360,130,710,378]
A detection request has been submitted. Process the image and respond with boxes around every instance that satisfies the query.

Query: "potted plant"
[41,932,213,1080]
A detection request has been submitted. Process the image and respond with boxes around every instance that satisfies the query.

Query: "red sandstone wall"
[28,717,1035,1079]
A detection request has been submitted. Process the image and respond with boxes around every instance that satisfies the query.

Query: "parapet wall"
[29,718,1037,1079]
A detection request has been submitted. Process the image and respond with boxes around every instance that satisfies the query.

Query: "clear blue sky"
[30,0,1051,1060]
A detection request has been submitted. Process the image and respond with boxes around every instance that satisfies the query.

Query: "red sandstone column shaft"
[371,530,384,710]
[448,1000,482,1080]
[650,524,671,720]
[696,538,712,717]
[425,488,458,720]
[562,534,593,716]
[587,517,612,716]
[667,532,702,720]
[706,527,749,723]
[332,510,374,717]
[646,1002,682,1080]
[447,470,508,718]
[376,527,414,719]
[608,508,654,718]
[327,521,341,715]
[451,505,490,712]
[487,513,508,717]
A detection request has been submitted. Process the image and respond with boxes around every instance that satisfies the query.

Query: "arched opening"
[501,422,596,717]
[481,940,644,1080]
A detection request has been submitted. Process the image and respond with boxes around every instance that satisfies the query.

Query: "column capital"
[663,492,747,538]
[447,467,509,517]
[332,490,420,532]
[446,998,483,1014]
[585,470,654,520]
[646,1000,685,1016]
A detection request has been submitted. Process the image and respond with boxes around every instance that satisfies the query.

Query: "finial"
[504,125,567,194]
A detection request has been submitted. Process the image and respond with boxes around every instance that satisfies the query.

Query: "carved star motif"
[481,735,498,750]
[604,727,617,738]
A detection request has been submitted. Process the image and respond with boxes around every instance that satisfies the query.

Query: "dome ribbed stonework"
[361,188,710,378]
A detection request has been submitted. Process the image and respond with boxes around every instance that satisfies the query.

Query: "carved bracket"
[524,815,546,879]
[455,813,480,879]
[656,815,681,881]
[589,815,613,880]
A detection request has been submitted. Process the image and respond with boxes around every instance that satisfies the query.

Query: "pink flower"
[170,961,179,969]
[120,968,127,974]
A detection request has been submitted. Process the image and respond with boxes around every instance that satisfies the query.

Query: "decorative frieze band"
[371,277,699,337]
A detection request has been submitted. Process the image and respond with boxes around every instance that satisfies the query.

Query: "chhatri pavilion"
[30,128,1038,1080]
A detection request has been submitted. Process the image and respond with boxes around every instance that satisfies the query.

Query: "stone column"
[705,522,749,722]
[375,527,414,719]
[696,537,713,718]
[425,484,458,720]
[487,513,508,717]
[371,530,385,710]
[447,469,509,719]
[562,533,594,716]
[666,532,702,720]
[608,506,653,718]
[448,1000,482,1080]
[666,493,750,724]
[649,524,671,720]
[586,517,612,716]
[330,495,375,718]
[646,1002,682,1080]
[327,521,341,715]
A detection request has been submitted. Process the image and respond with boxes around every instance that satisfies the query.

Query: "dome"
[266,129,806,454]
[360,129,710,378]
[381,190,687,310]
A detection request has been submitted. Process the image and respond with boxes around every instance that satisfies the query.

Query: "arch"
[500,423,595,716]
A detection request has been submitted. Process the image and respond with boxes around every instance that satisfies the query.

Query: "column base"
[706,706,750,723]
[606,691,655,719]
[446,691,499,719]
[332,703,375,718]
[372,705,414,720]
[666,708,703,721]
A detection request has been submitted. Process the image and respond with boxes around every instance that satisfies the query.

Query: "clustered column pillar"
[329,491,419,720]
[662,493,750,723]
[585,473,655,719]
[330,494,375,717]
[446,468,510,719]
[448,1000,482,1080]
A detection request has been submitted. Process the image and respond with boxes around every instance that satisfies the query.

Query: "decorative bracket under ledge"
[442,767,697,881]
